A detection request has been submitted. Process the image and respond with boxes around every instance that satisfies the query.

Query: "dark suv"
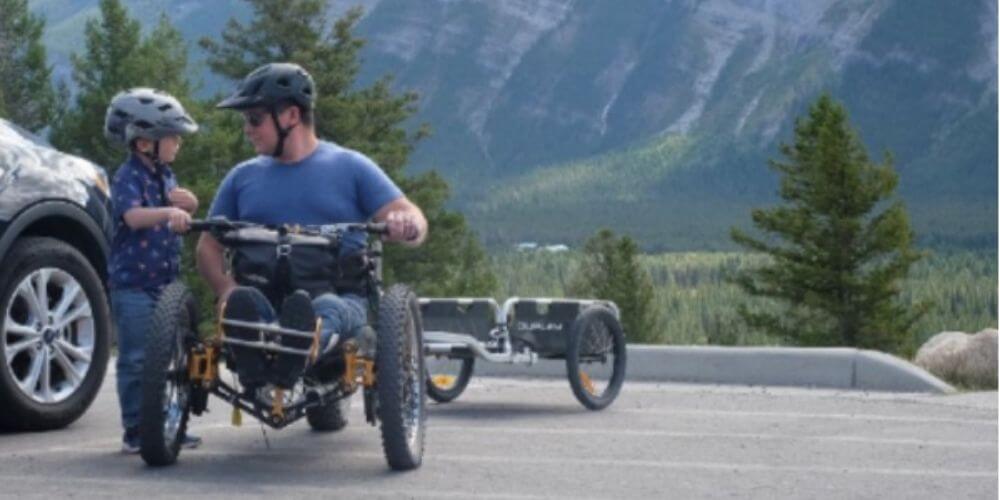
[0,119,113,430]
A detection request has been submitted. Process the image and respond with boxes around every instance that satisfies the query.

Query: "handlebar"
[187,218,389,236]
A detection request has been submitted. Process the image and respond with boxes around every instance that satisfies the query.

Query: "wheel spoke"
[16,281,44,324]
[5,337,42,359]
[19,350,44,395]
[53,343,85,386]
[51,281,82,323]
[40,348,53,402]
[54,302,92,331]
[55,338,92,363]
[4,318,41,338]
[33,269,52,318]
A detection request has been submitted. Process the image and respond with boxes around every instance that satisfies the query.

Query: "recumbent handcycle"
[137,218,426,470]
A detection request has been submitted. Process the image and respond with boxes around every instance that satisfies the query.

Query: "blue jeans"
[238,287,367,350]
[111,288,157,431]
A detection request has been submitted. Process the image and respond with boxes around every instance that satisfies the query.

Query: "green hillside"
[32,0,998,250]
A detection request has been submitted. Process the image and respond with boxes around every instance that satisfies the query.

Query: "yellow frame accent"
[579,370,596,395]
[272,388,285,420]
[187,346,219,387]
[342,345,376,391]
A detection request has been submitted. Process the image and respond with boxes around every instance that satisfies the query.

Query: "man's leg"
[312,293,367,354]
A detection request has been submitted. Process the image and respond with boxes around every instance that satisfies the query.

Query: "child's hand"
[169,187,199,214]
[165,207,192,233]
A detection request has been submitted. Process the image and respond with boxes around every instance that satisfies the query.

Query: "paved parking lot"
[0,370,996,499]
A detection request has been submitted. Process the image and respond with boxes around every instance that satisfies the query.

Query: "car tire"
[0,237,111,430]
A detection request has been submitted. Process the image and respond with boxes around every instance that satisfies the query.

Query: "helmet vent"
[139,97,153,105]
[157,104,173,111]
[277,77,291,87]
[245,80,263,96]
[133,120,153,129]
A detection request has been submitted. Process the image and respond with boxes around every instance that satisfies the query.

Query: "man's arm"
[373,197,428,247]
[196,232,237,300]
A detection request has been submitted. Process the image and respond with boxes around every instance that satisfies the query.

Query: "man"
[196,62,427,371]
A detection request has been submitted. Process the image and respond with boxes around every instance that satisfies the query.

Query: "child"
[104,88,200,454]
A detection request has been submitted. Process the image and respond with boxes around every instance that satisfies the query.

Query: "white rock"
[915,329,998,389]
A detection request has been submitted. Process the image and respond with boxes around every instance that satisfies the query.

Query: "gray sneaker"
[121,427,140,454]
[181,433,202,449]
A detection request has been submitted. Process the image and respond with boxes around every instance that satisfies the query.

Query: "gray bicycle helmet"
[104,88,198,147]
[216,62,315,111]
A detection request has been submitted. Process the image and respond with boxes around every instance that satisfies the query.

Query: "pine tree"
[730,94,928,354]
[44,2,237,326]
[0,0,62,132]
[569,229,659,343]
[48,2,222,178]
[200,0,496,296]
[50,0,139,165]
[53,6,198,170]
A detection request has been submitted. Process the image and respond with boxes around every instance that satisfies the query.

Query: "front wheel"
[565,306,627,411]
[139,282,197,466]
[375,284,426,471]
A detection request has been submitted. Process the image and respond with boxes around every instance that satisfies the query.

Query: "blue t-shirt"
[108,154,182,292]
[208,141,403,252]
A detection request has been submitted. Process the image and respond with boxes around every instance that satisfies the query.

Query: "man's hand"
[165,207,192,233]
[169,187,199,214]
[385,210,421,242]
[374,197,427,246]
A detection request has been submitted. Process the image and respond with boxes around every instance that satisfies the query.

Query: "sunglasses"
[242,111,268,127]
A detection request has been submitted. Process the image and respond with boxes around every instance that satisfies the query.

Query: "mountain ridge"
[33,0,998,249]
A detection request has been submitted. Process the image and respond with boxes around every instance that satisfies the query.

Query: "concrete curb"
[468,345,955,394]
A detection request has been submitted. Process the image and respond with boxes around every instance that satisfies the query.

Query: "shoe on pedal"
[223,287,265,340]
[275,290,317,385]
[222,287,269,385]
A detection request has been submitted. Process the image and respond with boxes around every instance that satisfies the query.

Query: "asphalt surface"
[0,368,996,499]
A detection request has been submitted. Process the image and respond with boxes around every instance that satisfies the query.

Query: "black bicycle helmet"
[216,62,315,111]
[218,63,316,157]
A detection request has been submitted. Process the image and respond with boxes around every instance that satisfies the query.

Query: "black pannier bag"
[224,227,369,307]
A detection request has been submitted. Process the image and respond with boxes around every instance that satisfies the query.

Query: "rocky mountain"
[34,0,998,249]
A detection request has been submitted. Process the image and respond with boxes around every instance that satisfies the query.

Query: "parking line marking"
[422,425,996,449]
[0,474,587,500]
[13,449,989,480]
[616,407,998,425]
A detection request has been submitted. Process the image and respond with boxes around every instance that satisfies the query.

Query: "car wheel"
[0,237,111,430]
